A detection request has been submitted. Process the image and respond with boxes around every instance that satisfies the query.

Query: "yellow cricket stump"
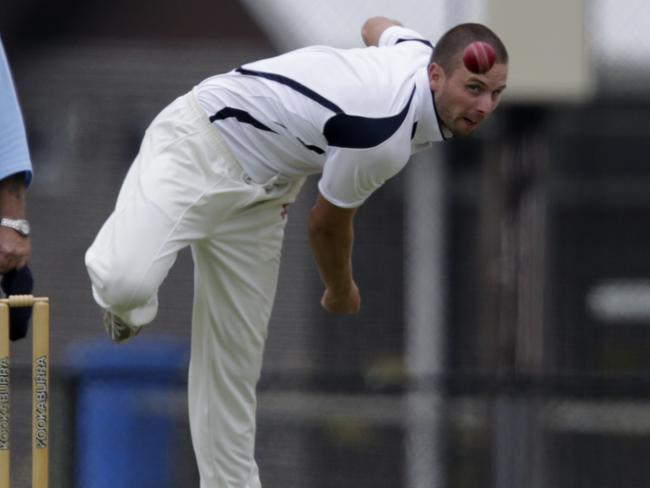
[0,295,50,488]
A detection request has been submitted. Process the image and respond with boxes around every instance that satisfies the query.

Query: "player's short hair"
[431,23,508,74]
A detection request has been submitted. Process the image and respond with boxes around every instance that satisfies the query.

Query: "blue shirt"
[0,38,32,185]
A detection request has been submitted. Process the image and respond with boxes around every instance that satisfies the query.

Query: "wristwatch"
[0,218,31,237]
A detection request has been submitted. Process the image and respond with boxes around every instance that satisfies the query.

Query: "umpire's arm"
[309,194,361,314]
[361,16,403,46]
[0,174,29,272]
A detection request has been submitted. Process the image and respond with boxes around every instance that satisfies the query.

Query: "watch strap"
[0,218,30,236]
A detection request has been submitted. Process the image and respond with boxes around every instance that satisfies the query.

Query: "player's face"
[429,61,508,137]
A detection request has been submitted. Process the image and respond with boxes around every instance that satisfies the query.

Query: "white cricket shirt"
[196,26,450,208]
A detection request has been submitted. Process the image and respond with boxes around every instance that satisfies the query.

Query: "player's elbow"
[308,209,331,245]
[309,195,357,237]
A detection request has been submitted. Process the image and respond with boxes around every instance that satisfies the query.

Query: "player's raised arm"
[361,16,403,46]
[309,193,360,314]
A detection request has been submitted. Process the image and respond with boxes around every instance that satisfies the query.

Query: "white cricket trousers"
[85,89,304,488]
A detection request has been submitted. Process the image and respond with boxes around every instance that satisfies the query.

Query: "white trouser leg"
[188,184,299,488]
[85,90,253,326]
[84,180,188,325]
[86,111,194,323]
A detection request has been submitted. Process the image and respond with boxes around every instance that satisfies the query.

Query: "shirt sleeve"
[318,141,410,208]
[0,39,33,186]
[378,25,433,49]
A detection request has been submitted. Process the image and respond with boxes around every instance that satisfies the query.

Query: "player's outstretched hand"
[321,283,361,314]
[0,226,30,273]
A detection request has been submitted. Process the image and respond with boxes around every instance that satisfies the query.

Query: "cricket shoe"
[103,310,141,343]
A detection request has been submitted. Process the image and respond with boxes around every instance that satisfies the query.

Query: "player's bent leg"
[85,185,192,342]
[86,200,174,316]
[85,90,219,336]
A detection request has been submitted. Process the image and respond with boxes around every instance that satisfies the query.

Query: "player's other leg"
[188,180,303,488]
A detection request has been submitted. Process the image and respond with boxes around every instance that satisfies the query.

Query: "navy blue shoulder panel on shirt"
[396,38,433,48]
[323,87,416,149]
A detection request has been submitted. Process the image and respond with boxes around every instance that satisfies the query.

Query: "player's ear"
[428,63,444,91]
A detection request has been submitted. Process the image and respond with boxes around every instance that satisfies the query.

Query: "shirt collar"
[413,66,453,142]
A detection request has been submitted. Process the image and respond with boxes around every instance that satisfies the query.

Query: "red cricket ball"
[463,41,496,74]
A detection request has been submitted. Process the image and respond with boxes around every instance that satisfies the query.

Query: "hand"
[0,227,30,273]
[321,282,361,314]
[361,17,403,46]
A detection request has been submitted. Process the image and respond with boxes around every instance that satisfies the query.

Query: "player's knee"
[99,274,153,310]
[85,252,154,310]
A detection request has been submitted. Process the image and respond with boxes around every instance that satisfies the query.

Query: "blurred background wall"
[3,0,650,487]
